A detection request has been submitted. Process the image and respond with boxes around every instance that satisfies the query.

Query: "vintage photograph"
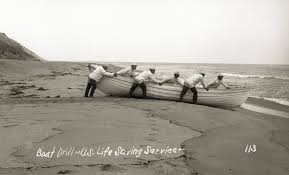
[0,0,288,174]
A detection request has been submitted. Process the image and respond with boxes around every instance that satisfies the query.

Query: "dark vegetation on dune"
[0,32,42,61]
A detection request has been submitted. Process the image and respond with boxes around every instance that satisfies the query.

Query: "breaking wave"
[251,96,289,107]
[222,73,289,80]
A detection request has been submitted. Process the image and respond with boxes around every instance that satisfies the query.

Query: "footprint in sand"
[86,164,97,167]
[101,164,126,173]
[2,124,19,127]
[151,127,160,132]
[57,170,72,174]
[145,137,157,142]
[149,133,158,136]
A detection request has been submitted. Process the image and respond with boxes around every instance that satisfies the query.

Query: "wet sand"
[0,59,289,175]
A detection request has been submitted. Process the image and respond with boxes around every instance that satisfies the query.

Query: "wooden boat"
[97,76,250,109]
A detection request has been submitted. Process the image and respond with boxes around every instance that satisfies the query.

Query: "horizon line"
[43,58,289,66]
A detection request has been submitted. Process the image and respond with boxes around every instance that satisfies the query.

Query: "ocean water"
[116,63,289,106]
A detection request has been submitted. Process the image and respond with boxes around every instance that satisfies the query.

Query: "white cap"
[174,71,180,75]
[199,71,205,75]
[131,63,137,66]
[218,73,224,77]
[149,66,156,70]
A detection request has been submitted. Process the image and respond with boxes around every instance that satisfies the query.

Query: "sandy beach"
[0,59,289,175]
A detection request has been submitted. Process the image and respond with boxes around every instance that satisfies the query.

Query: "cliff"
[0,32,42,61]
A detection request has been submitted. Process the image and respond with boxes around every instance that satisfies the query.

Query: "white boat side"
[97,76,250,109]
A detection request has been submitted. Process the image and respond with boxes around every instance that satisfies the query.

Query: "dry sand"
[0,59,288,175]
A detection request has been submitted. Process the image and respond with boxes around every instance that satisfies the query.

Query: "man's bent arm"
[150,76,161,84]
[103,72,115,77]
[160,77,172,84]
[221,82,230,88]
[200,78,206,88]
[206,81,215,89]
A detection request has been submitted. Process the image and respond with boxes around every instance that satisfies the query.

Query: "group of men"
[85,63,230,104]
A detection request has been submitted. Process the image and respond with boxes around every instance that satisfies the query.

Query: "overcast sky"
[1,0,288,64]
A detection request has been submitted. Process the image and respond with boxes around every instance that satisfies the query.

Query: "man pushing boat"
[206,73,230,89]
[179,72,209,104]
[117,63,138,77]
[159,71,184,86]
[128,67,162,98]
[84,64,117,97]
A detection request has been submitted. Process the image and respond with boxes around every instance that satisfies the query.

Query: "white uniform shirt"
[134,70,159,84]
[117,67,137,77]
[184,74,205,88]
[89,64,114,82]
[207,79,228,88]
